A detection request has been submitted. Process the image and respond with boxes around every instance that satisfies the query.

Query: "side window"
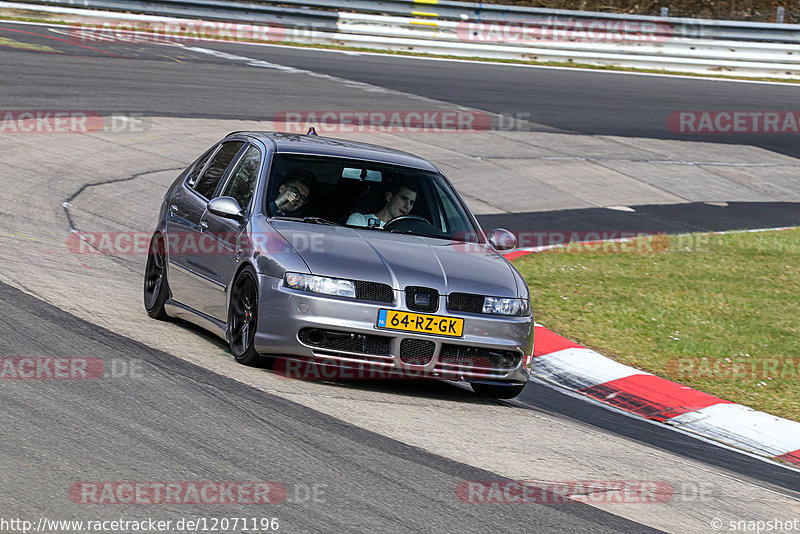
[220,145,261,210]
[185,146,216,188]
[194,141,244,199]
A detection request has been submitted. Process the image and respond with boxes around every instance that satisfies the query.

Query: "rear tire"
[228,266,261,366]
[471,382,526,399]
[143,233,170,320]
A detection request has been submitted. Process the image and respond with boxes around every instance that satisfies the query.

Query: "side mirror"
[488,228,517,251]
[207,196,244,221]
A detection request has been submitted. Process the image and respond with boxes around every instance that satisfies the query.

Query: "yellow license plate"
[376,309,464,337]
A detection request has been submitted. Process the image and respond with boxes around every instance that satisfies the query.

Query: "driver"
[347,182,417,228]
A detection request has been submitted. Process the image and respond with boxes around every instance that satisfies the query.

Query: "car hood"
[271,222,519,297]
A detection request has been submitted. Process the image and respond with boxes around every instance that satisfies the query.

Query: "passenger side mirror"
[488,228,517,251]
[207,196,244,221]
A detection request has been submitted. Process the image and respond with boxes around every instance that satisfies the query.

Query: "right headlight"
[482,297,530,316]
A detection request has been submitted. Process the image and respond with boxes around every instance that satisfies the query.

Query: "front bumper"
[254,275,532,384]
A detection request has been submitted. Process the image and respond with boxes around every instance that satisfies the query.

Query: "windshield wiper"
[388,229,447,239]
[302,217,339,226]
[272,216,340,226]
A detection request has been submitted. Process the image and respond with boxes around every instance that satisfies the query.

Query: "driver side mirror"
[488,228,517,251]
[207,196,244,221]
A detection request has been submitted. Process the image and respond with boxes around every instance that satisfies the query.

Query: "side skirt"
[165,299,228,341]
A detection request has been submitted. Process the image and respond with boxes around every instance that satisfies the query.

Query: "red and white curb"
[528,324,800,468]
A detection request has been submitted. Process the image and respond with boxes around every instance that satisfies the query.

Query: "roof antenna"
[307,126,317,136]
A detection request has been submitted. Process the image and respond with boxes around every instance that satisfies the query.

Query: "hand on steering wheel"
[382,215,430,229]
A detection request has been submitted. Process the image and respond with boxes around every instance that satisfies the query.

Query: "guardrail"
[270,0,800,43]
[3,0,800,78]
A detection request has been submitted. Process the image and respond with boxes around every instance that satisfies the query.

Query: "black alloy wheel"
[229,267,260,365]
[144,233,170,320]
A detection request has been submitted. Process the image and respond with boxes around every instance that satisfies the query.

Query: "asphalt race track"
[3,22,800,158]
[1,19,799,533]
[0,281,660,533]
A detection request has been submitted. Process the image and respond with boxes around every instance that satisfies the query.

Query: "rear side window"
[194,141,244,199]
[185,147,216,188]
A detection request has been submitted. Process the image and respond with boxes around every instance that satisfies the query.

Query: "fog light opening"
[306,329,326,345]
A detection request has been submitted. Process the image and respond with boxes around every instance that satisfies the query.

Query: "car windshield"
[266,153,481,243]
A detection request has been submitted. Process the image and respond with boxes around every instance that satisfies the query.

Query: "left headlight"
[283,272,356,298]
[482,296,530,316]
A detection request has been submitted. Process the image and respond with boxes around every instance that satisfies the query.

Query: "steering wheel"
[383,215,430,229]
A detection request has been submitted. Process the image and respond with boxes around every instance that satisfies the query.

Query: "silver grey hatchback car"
[144,131,533,398]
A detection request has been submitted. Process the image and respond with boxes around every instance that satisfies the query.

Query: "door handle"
[169,204,178,213]
[199,220,208,231]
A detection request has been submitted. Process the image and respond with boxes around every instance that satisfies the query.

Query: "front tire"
[228,266,261,365]
[143,233,170,320]
[471,382,526,399]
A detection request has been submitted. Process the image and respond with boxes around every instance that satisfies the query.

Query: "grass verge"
[513,228,800,422]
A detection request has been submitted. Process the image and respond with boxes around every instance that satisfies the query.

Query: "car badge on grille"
[414,293,431,306]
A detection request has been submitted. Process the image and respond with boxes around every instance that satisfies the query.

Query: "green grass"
[513,229,800,422]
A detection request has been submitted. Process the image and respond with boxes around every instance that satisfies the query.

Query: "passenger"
[347,182,417,228]
[269,169,316,216]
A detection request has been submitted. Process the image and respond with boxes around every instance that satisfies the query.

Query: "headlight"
[284,272,356,298]
[482,296,530,316]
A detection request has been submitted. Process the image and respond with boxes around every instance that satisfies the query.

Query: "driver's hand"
[276,189,298,208]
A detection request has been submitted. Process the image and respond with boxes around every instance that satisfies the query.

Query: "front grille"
[354,281,394,303]
[399,338,435,365]
[405,286,439,313]
[447,292,485,314]
[439,345,521,370]
[298,328,391,355]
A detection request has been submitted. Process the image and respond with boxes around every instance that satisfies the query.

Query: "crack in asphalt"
[62,166,184,273]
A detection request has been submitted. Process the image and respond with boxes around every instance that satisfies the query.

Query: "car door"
[166,140,245,315]
[197,143,263,321]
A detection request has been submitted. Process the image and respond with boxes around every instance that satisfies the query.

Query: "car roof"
[229,132,439,172]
